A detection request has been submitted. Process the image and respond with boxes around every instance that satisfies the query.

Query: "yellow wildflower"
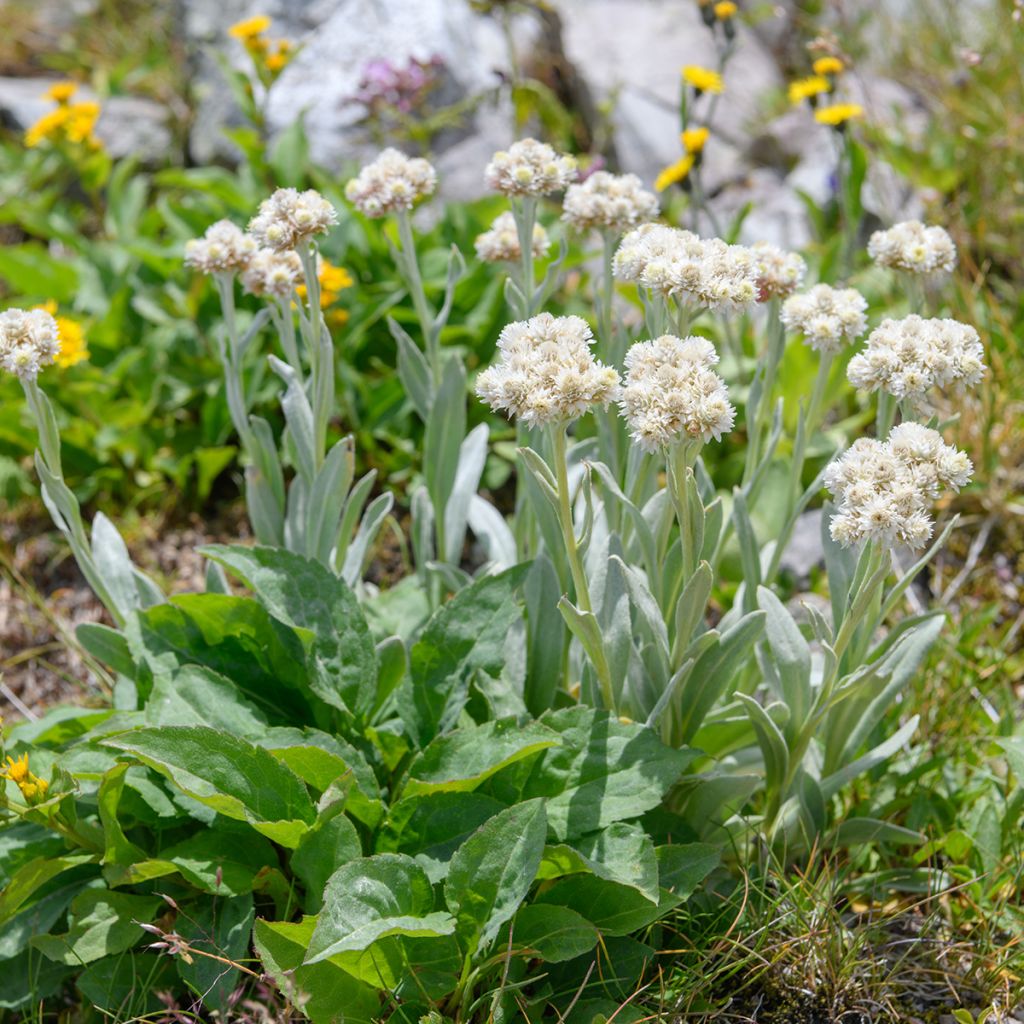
[265,50,288,73]
[681,126,710,154]
[64,101,101,144]
[45,81,79,104]
[3,754,30,784]
[25,107,69,147]
[813,56,845,76]
[35,302,89,367]
[655,154,695,192]
[682,65,723,94]
[788,75,830,105]
[714,1,737,17]
[815,103,864,127]
[296,258,354,309]
[229,14,271,40]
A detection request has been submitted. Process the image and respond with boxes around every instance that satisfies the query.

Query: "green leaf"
[654,842,721,899]
[177,894,254,1015]
[757,586,812,731]
[269,113,310,187]
[291,805,362,913]
[0,855,96,927]
[737,694,789,798]
[76,623,134,677]
[202,545,378,719]
[305,854,456,963]
[97,763,145,866]
[0,243,78,301]
[400,564,529,747]
[444,798,547,954]
[539,823,659,903]
[145,664,269,737]
[76,952,177,1016]
[103,726,316,847]
[424,357,466,556]
[160,824,279,896]
[512,904,598,963]
[389,316,433,421]
[831,818,925,848]
[0,881,84,962]
[405,718,560,796]
[535,874,672,937]
[254,918,380,1024]
[377,791,507,882]
[518,708,696,841]
[32,890,160,965]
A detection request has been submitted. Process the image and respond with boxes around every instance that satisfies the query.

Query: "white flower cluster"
[562,171,659,235]
[780,284,868,353]
[751,242,807,301]
[825,423,972,549]
[867,220,957,275]
[241,248,303,299]
[248,188,337,251]
[484,139,577,198]
[184,220,257,275]
[0,308,61,380]
[847,315,985,401]
[474,211,550,264]
[475,313,620,428]
[344,148,437,218]
[613,224,759,313]
[619,335,735,451]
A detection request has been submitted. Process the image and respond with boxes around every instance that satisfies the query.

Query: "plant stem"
[512,196,538,318]
[550,425,592,614]
[789,351,833,508]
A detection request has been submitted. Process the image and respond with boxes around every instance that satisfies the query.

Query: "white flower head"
[248,188,337,251]
[562,171,659,235]
[474,211,550,263]
[484,139,577,198]
[867,220,957,275]
[847,314,985,402]
[475,312,620,427]
[613,226,758,314]
[344,148,437,218]
[0,308,61,380]
[184,220,257,275]
[781,284,868,353]
[620,334,734,451]
[751,241,807,301]
[241,247,303,299]
[825,425,971,550]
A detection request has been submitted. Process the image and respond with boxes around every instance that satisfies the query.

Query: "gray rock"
[0,77,172,161]
[778,509,825,579]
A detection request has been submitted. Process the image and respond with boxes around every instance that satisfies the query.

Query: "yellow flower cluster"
[815,103,864,128]
[789,75,830,105]
[25,82,102,150]
[2,753,49,803]
[655,126,710,192]
[682,65,723,95]
[714,1,737,18]
[228,15,295,78]
[295,258,353,328]
[36,301,88,368]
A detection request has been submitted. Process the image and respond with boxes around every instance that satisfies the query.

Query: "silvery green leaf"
[821,499,858,627]
[575,465,595,555]
[830,817,924,849]
[880,516,957,621]
[819,715,919,799]
[517,446,558,506]
[91,512,139,619]
[467,495,516,570]
[444,423,488,565]
[673,561,712,656]
[410,484,435,577]
[804,602,834,646]
[335,470,377,572]
[283,473,309,554]
[701,496,723,563]
[503,276,527,316]
[269,355,316,484]
[237,306,271,360]
[588,460,658,581]
[388,315,433,421]
[532,235,569,308]
[557,597,615,708]
[694,456,715,504]
[425,561,473,594]
[757,586,812,734]
[645,657,695,735]
[245,465,284,547]
[612,555,669,661]
[131,569,165,609]
[796,769,827,843]
[33,453,77,541]
[732,490,761,614]
[599,556,634,697]
[737,693,789,799]
[249,415,286,510]
[205,560,232,594]
[524,554,565,716]
[424,357,466,554]
[306,437,356,566]
[372,635,407,719]
[341,492,394,587]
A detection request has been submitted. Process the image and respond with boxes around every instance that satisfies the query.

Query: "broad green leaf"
[0,854,96,926]
[291,805,362,913]
[424,357,466,559]
[400,564,530,747]
[177,894,254,1015]
[254,919,380,1024]
[145,664,268,737]
[305,855,456,963]
[97,763,145,866]
[32,890,160,965]
[202,545,378,719]
[377,791,508,882]
[737,694,789,797]
[161,824,279,896]
[405,718,560,796]
[535,874,674,937]
[103,726,316,848]
[76,952,177,1016]
[654,842,721,899]
[539,822,659,903]
[444,799,547,953]
[518,708,696,841]
[76,623,134,677]
[0,881,83,962]
[512,904,598,963]
[831,818,924,848]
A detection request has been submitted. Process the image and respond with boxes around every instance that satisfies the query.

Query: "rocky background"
[0,0,987,249]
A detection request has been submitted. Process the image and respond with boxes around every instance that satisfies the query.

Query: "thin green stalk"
[789,351,833,507]
[213,272,254,451]
[395,208,441,387]
[597,230,618,360]
[743,298,785,485]
[297,244,332,468]
[512,196,538,318]
[550,426,592,614]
